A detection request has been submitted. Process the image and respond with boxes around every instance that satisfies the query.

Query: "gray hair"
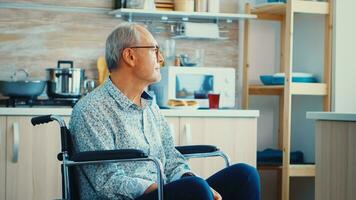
[105,23,141,71]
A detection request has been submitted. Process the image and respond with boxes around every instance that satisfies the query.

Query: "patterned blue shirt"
[69,78,192,200]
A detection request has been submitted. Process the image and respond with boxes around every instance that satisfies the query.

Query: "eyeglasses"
[127,45,162,60]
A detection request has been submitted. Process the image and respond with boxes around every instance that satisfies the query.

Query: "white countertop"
[307,112,356,122]
[161,109,259,117]
[0,107,259,118]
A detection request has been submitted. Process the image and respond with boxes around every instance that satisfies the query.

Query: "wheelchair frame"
[31,115,230,200]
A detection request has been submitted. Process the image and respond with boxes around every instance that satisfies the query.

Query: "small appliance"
[150,66,235,108]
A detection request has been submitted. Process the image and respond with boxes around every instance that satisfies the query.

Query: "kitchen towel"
[181,22,219,39]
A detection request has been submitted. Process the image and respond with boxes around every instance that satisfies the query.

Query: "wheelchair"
[31,115,230,200]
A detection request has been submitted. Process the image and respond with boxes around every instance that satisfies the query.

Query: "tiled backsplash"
[0,1,239,82]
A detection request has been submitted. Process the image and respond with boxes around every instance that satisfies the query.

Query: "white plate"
[273,72,314,78]
[166,105,199,110]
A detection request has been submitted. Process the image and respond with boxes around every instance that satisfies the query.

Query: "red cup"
[208,93,220,109]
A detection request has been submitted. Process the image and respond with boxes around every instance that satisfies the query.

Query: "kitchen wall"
[333,0,356,112]
[0,1,117,80]
[0,0,239,92]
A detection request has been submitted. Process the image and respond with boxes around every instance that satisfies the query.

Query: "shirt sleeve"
[157,111,194,182]
[69,107,154,199]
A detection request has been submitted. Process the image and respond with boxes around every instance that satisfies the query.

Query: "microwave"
[150,66,235,108]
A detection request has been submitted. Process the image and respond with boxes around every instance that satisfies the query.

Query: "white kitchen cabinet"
[165,116,257,178]
[5,116,67,200]
[0,117,6,200]
[179,117,257,178]
[0,108,258,199]
[165,117,180,145]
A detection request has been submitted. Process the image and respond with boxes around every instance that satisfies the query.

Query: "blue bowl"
[260,75,275,85]
[272,77,317,84]
[260,74,318,85]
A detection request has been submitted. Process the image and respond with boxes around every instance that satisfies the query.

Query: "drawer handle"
[12,122,19,163]
[169,123,177,142]
[182,124,192,145]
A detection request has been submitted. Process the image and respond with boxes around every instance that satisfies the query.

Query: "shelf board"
[249,83,327,96]
[258,164,282,170]
[109,8,256,21]
[291,83,327,95]
[252,2,286,15]
[258,164,315,177]
[252,1,329,15]
[289,164,315,177]
[249,84,284,95]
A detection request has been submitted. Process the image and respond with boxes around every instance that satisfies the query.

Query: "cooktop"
[0,97,79,107]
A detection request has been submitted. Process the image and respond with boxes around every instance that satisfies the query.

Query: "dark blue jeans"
[136,163,260,200]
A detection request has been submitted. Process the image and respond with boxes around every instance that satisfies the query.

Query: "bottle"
[143,0,156,10]
[208,0,219,13]
[174,0,194,12]
[174,56,181,66]
[115,0,126,9]
[126,0,144,9]
[195,0,207,12]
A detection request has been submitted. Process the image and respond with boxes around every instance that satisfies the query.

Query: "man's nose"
[158,51,164,66]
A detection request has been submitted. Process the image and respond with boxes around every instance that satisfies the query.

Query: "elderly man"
[69,23,260,200]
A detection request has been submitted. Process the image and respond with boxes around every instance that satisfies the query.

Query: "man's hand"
[211,187,222,200]
[144,183,222,199]
[144,183,158,194]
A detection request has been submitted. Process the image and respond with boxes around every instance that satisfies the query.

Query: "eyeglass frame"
[125,45,162,61]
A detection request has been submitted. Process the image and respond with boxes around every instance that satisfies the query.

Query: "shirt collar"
[103,77,153,110]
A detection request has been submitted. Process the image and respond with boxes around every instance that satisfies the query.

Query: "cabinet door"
[0,117,6,200]
[6,116,69,200]
[180,117,257,178]
[165,117,180,146]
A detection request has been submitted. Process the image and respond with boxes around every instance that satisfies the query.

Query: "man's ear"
[121,48,136,67]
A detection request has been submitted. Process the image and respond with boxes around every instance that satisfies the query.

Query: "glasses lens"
[155,46,161,59]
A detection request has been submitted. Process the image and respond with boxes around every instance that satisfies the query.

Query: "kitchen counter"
[0,107,259,118]
[308,111,356,200]
[306,111,356,121]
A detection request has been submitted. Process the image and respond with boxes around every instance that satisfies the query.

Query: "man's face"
[131,27,164,85]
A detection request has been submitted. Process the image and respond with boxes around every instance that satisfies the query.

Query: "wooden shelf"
[109,8,256,21]
[291,83,327,95]
[258,164,315,177]
[257,164,315,177]
[249,84,284,95]
[252,2,286,15]
[249,83,327,96]
[289,164,315,177]
[258,165,282,170]
[252,1,330,16]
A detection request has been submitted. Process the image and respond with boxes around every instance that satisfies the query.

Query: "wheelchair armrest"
[57,149,148,162]
[175,145,219,155]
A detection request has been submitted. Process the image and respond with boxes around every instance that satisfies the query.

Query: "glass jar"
[174,0,194,12]
[126,0,144,9]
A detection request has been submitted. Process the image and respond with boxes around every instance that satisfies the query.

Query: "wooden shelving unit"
[249,83,327,96]
[289,164,315,177]
[242,0,333,199]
